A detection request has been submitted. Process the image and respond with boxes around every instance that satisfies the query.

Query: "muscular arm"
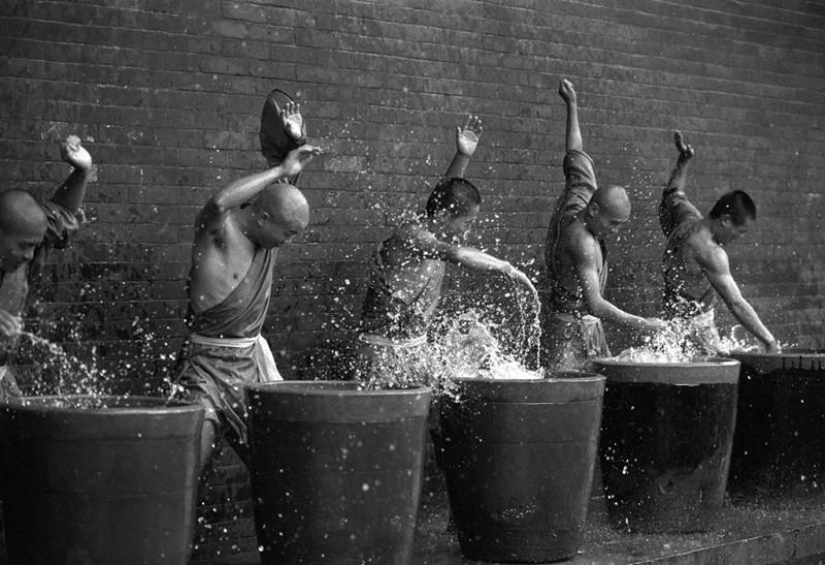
[559,79,582,153]
[660,131,702,238]
[400,224,535,293]
[443,115,483,179]
[570,232,661,331]
[195,144,320,237]
[701,248,778,352]
[50,135,93,213]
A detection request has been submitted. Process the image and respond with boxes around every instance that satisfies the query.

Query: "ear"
[588,202,600,217]
[257,211,270,227]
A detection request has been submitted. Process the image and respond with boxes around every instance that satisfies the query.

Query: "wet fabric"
[174,247,282,447]
[659,187,715,317]
[353,333,431,385]
[543,150,608,315]
[0,366,23,404]
[358,233,446,342]
[542,313,610,372]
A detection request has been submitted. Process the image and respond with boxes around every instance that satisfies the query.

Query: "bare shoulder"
[563,219,600,266]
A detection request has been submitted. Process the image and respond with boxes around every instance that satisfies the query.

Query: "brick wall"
[2,0,824,560]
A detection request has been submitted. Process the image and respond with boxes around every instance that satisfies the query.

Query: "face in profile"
[259,216,307,249]
[717,215,752,246]
[440,204,480,244]
[0,225,45,271]
[588,203,629,239]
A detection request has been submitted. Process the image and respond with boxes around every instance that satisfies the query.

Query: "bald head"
[0,189,48,237]
[255,184,309,226]
[248,184,310,248]
[591,185,631,219]
[584,185,631,238]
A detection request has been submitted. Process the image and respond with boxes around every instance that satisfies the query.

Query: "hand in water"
[280,101,305,142]
[60,135,93,171]
[643,317,668,333]
[0,309,22,338]
[673,131,694,161]
[456,115,483,157]
[765,340,781,354]
[279,144,322,178]
[558,78,576,105]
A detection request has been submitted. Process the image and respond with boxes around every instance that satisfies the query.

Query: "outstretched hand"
[0,309,22,339]
[456,115,483,157]
[280,101,305,143]
[60,135,93,171]
[673,131,694,161]
[643,317,668,333]
[558,78,577,105]
[279,144,322,178]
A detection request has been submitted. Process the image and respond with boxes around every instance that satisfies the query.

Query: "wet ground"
[206,473,825,565]
[1,473,824,564]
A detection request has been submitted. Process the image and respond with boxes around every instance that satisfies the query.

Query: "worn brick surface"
[1,0,824,560]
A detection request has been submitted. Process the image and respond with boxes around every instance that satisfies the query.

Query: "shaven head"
[0,189,48,238]
[249,184,310,248]
[586,185,631,238]
[0,189,49,271]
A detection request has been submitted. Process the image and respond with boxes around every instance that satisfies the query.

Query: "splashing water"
[435,311,543,380]
[616,318,760,363]
[13,331,116,404]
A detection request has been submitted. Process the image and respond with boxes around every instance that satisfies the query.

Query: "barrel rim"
[0,395,204,415]
[589,356,740,369]
[730,347,825,360]
[451,372,605,384]
[246,380,431,398]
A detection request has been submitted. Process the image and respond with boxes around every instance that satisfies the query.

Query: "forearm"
[452,247,511,274]
[729,300,776,348]
[665,157,691,194]
[51,167,92,213]
[444,153,471,179]
[588,299,650,330]
[565,102,583,153]
[214,165,288,210]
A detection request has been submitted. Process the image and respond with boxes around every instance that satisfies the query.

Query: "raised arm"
[701,247,779,352]
[50,135,93,213]
[571,235,664,332]
[559,79,582,153]
[196,144,320,235]
[660,131,702,237]
[443,115,483,179]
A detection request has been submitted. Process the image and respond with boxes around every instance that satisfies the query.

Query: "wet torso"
[359,222,446,341]
[662,218,717,317]
[186,218,278,338]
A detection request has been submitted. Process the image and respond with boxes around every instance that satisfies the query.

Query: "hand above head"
[455,115,483,158]
[280,101,305,143]
[279,144,323,178]
[673,131,694,161]
[558,78,577,105]
[60,135,93,172]
[0,309,22,339]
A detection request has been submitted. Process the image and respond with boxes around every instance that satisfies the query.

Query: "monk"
[0,135,94,400]
[659,130,779,353]
[542,79,663,371]
[173,100,321,474]
[356,116,536,388]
